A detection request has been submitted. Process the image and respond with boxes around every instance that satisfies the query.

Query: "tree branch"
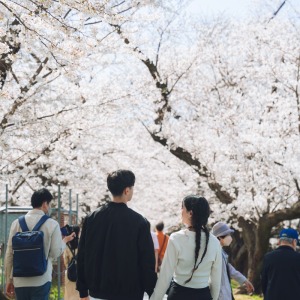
[0,57,49,130]
[3,107,78,129]
[142,123,234,204]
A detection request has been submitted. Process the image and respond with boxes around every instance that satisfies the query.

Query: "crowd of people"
[3,169,300,300]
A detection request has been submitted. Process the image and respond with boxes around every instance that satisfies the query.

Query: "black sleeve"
[76,216,89,298]
[261,255,268,296]
[137,219,157,297]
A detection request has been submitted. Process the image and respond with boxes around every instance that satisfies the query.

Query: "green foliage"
[232,280,263,300]
[231,279,240,289]
[49,285,63,300]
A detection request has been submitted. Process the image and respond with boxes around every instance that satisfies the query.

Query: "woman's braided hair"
[183,195,210,284]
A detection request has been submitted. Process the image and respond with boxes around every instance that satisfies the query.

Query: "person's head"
[155,221,164,232]
[279,228,299,250]
[107,170,135,202]
[31,188,53,215]
[212,222,234,247]
[182,195,211,284]
[182,195,210,228]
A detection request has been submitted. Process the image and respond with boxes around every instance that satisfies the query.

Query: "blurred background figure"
[212,222,254,300]
[146,219,159,272]
[63,225,80,300]
[155,221,169,272]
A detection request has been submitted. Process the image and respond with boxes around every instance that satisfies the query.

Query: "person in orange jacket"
[155,221,169,272]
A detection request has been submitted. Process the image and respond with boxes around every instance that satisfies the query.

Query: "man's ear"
[123,187,129,195]
[293,239,297,249]
[41,201,47,209]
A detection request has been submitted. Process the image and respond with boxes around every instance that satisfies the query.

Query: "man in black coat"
[261,228,300,300]
[76,170,157,300]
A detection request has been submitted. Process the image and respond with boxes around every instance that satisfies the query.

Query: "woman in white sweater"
[150,196,222,300]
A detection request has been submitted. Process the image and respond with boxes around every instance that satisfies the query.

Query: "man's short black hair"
[107,170,135,196]
[155,221,164,232]
[31,188,53,208]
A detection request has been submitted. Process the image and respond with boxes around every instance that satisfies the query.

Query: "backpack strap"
[32,215,50,231]
[67,243,76,259]
[18,216,30,232]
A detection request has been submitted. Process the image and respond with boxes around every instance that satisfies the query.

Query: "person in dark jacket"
[261,228,300,300]
[76,170,157,300]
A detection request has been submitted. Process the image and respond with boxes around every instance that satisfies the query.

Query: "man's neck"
[112,197,128,204]
[279,243,295,251]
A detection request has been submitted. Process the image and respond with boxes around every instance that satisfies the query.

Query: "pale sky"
[187,0,300,20]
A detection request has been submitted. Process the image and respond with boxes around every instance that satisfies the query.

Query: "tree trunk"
[115,21,300,295]
[229,231,248,275]
[238,215,274,292]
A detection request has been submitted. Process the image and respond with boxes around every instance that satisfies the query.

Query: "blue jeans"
[15,281,51,300]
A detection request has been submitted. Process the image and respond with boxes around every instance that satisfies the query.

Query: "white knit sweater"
[150,229,222,300]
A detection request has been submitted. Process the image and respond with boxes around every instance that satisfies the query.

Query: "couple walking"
[77,169,252,300]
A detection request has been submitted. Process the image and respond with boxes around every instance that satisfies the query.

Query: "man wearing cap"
[261,228,300,300]
[212,222,254,300]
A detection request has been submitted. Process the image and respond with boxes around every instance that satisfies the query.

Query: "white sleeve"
[150,238,178,300]
[152,233,159,250]
[4,220,18,283]
[209,243,222,300]
[48,223,66,260]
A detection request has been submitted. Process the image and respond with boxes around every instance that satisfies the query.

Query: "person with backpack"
[63,224,80,300]
[64,244,80,300]
[4,188,75,300]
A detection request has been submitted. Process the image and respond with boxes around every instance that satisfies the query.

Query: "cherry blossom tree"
[1,0,300,291]
[111,15,300,289]
[0,0,194,219]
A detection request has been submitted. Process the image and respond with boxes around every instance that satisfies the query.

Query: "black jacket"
[261,245,300,300]
[76,202,157,300]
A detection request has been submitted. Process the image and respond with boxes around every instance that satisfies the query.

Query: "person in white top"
[146,219,160,272]
[150,195,222,300]
[151,232,160,272]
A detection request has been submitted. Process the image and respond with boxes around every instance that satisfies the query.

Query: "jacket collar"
[27,209,46,215]
[277,245,295,252]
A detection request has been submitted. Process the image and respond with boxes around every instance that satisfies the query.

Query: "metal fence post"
[57,184,61,300]
[1,184,8,292]
[3,184,8,291]
[76,194,79,225]
[69,189,72,225]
